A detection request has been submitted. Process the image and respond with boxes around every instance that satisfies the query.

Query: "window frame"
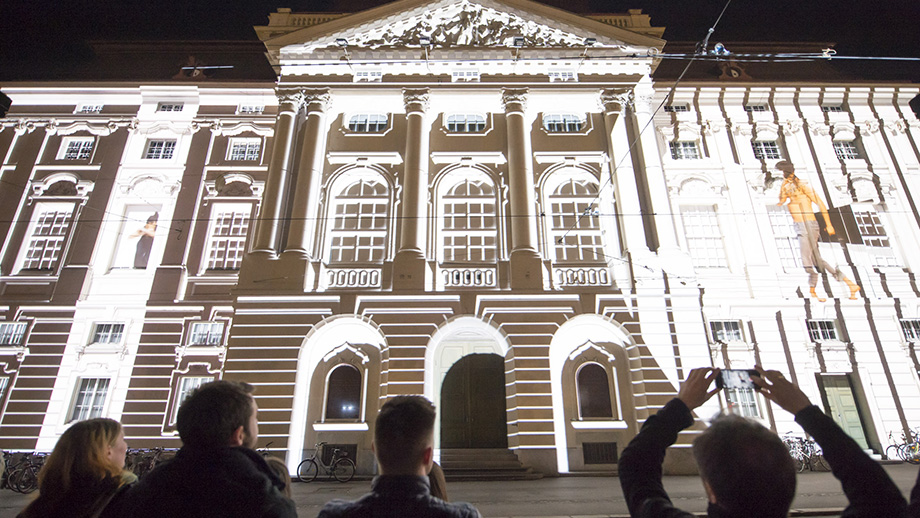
[548,70,578,82]
[680,205,728,268]
[445,114,487,133]
[752,140,782,160]
[743,105,768,112]
[669,141,701,160]
[575,362,615,420]
[324,364,363,421]
[187,321,226,346]
[807,319,839,342]
[724,386,762,418]
[143,139,177,160]
[900,319,920,342]
[439,174,499,264]
[0,322,28,346]
[156,102,184,112]
[546,176,606,264]
[15,201,77,273]
[57,137,95,160]
[202,203,252,271]
[709,320,744,343]
[542,113,586,133]
[663,104,690,113]
[451,69,480,82]
[346,114,389,134]
[170,376,213,424]
[237,105,264,115]
[74,104,104,114]
[90,323,125,345]
[766,204,804,270]
[69,377,111,423]
[326,176,390,265]
[833,140,861,160]
[226,137,262,161]
[353,70,383,83]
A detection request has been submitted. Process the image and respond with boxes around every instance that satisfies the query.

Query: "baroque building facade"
[1,0,919,475]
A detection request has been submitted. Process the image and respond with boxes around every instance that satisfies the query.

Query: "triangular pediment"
[263,0,663,60]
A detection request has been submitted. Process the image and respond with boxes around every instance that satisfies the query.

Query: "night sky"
[2,0,919,76]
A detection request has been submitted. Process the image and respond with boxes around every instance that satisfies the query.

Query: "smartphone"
[716,369,761,391]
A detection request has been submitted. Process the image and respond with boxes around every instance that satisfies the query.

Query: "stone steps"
[439,448,543,481]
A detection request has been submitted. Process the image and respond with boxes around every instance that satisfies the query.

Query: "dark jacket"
[113,446,295,518]
[618,398,908,518]
[17,472,135,518]
[318,475,480,518]
[910,466,920,518]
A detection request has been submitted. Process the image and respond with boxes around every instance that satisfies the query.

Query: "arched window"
[576,363,613,419]
[328,179,389,263]
[441,177,497,262]
[325,364,361,420]
[548,178,604,262]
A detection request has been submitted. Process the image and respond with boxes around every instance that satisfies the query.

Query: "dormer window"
[157,102,184,112]
[543,114,585,133]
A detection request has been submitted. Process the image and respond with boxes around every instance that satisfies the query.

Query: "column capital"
[276,88,306,110]
[501,88,528,112]
[303,88,332,112]
[599,88,633,113]
[403,88,430,113]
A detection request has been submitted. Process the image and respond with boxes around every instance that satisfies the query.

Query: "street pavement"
[1,464,917,517]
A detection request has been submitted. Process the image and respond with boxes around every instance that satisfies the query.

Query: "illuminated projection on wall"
[111,206,161,270]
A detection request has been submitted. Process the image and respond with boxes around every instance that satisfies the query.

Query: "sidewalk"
[1,464,916,517]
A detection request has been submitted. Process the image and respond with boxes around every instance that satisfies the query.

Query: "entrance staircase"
[439,448,543,481]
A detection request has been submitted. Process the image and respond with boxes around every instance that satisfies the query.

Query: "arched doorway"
[440,354,507,448]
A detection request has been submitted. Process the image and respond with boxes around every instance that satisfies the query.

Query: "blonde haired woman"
[18,418,135,518]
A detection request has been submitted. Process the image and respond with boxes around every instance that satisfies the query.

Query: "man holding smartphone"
[618,366,908,517]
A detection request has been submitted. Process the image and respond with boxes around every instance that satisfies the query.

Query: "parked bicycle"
[3,451,47,493]
[885,429,920,464]
[782,432,830,472]
[125,448,177,479]
[297,442,355,483]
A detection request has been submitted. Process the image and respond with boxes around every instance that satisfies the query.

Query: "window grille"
[75,104,103,114]
[91,323,124,344]
[744,105,768,112]
[188,322,225,346]
[143,139,177,160]
[206,209,250,270]
[446,114,486,133]
[663,105,690,112]
[550,179,604,262]
[767,205,803,269]
[157,103,184,112]
[807,320,838,341]
[354,70,382,82]
[853,209,899,267]
[821,105,844,113]
[70,378,110,422]
[451,70,480,82]
[61,138,95,160]
[329,180,389,263]
[710,320,743,342]
[900,320,920,341]
[725,387,760,417]
[543,114,585,133]
[680,206,728,268]
[0,323,27,346]
[347,114,388,133]
[237,105,264,114]
[548,71,577,82]
[442,179,497,262]
[21,205,74,270]
[228,139,261,161]
[669,141,701,160]
[833,141,860,160]
[752,141,782,160]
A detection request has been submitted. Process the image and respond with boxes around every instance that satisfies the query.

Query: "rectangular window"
[807,320,838,342]
[451,69,480,82]
[0,323,28,346]
[853,208,899,267]
[725,387,761,417]
[188,322,225,346]
[710,320,743,342]
[58,137,95,160]
[445,114,486,133]
[548,70,577,82]
[354,70,382,82]
[347,114,388,133]
[767,205,803,269]
[543,114,585,133]
[669,141,701,160]
[901,320,920,341]
[663,105,690,113]
[91,323,124,344]
[157,102,184,112]
[206,207,251,270]
[143,139,177,160]
[75,104,103,114]
[20,204,74,271]
[752,141,782,160]
[70,378,110,422]
[680,205,728,268]
[237,105,264,114]
[171,377,212,423]
[744,105,768,112]
[227,138,261,161]
[833,141,860,160]
[821,105,844,113]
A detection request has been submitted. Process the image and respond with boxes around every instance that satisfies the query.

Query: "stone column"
[601,88,650,258]
[252,89,303,254]
[284,89,331,256]
[393,88,431,290]
[503,88,543,288]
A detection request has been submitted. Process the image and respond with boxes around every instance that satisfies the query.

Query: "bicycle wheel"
[332,458,356,483]
[885,445,901,460]
[813,455,831,472]
[14,467,38,494]
[906,445,920,465]
[297,459,318,482]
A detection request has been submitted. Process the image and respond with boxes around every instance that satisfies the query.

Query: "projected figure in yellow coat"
[776,161,860,301]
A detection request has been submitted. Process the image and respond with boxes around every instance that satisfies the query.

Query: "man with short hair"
[116,380,296,518]
[619,367,908,517]
[318,395,481,518]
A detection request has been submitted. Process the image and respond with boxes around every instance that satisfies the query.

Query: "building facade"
[1,0,919,475]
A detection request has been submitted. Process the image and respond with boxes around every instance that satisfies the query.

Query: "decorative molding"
[403,88,430,112]
[599,89,633,112]
[305,1,626,51]
[30,173,95,198]
[703,120,725,134]
[323,342,371,364]
[276,89,306,109]
[118,174,181,198]
[501,88,528,111]
[731,123,753,137]
[303,88,332,112]
[807,121,831,137]
[858,120,881,135]
[568,341,616,362]
[327,152,403,165]
[782,119,803,135]
[430,152,506,165]
[210,121,274,137]
[832,122,857,141]
[883,118,907,135]
[754,122,779,141]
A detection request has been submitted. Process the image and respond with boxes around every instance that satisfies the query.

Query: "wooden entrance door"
[440,354,508,448]
[820,375,869,449]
